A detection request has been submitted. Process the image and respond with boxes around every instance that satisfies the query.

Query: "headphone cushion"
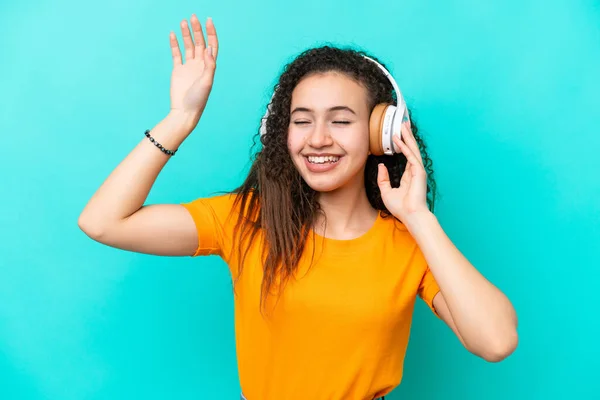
[369,103,390,156]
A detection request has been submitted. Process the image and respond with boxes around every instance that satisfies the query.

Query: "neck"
[313,179,379,240]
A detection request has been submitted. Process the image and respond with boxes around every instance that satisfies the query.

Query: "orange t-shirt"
[182,193,440,400]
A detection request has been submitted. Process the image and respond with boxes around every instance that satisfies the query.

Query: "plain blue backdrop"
[1,0,599,398]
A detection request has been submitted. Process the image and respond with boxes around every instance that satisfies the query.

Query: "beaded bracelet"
[144,129,178,156]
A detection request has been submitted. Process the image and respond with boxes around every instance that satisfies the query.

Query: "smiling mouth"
[306,155,341,164]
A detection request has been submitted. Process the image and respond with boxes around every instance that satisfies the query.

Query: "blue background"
[1,0,599,398]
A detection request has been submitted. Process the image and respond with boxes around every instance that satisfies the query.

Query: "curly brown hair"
[230,45,437,310]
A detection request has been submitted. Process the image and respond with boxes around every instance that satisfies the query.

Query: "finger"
[377,163,392,194]
[205,17,219,60]
[394,135,424,174]
[180,19,195,61]
[169,32,182,66]
[190,14,206,54]
[400,163,412,187]
[401,121,423,165]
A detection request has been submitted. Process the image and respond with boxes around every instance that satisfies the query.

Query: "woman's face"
[287,71,371,193]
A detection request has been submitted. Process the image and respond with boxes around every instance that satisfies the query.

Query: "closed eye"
[293,120,351,125]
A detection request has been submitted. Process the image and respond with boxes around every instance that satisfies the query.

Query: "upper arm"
[433,292,466,347]
[418,264,466,346]
[80,203,200,256]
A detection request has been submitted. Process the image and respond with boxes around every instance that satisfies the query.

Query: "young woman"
[79,14,518,400]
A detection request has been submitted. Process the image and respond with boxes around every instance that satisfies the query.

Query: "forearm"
[79,111,198,229]
[405,211,518,357]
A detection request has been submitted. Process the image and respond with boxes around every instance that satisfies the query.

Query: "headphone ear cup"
[369,103,390,156]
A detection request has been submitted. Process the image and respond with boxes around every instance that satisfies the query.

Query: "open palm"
[169,15,219,118]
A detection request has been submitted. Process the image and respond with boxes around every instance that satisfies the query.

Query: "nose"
[306,121,333,148]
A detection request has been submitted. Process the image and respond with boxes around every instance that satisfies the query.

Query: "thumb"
[377,163,392,195]
[187,47,216,105]
[202,46,217,79]
[203,45,217,71]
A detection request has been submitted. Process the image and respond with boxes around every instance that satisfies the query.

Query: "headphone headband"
[260,54,406,137]
[361,55,406,115]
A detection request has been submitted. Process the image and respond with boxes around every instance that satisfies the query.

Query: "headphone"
[259,54,409,156]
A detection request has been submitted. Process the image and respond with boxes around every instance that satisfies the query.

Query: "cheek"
[335,127,370,155]
[287,129,304,154]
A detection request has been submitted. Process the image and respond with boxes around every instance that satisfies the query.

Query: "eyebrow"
[291,106,357,115]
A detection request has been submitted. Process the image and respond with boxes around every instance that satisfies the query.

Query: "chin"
[303,179,343,193]
[299,169,351,193]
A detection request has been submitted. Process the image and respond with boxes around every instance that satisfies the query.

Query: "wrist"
[165,109,200,136]
[145,111,199,154]
[402,210,438,234]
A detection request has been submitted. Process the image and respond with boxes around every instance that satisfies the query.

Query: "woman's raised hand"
[169,14,219,123]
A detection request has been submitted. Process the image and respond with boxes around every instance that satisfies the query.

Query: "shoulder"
[376,212,427,264]
[180,191,260,263]
[183,191,237,210]
[182,190,257,220]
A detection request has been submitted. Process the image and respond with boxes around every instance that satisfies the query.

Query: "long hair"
[230,45,437,310]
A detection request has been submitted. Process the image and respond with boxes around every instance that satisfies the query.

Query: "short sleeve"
[418,267,441,318]
[181,193,238,259]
